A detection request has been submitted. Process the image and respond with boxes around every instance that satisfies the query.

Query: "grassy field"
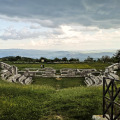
[0,62,113,120]
[0,79,102,120]
[33,77,86,89]
[9,62,111,70]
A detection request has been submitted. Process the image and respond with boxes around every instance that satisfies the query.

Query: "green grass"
[9,62,110,70]
[33,77,86,89]
[0,79,102,120]
[0,62,110,119]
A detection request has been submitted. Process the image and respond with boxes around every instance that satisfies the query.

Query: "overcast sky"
[0,0,120,51]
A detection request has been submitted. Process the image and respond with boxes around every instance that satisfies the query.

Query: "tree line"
[0,56,79,63]
[0,50,120,63]
[84,50,120,63]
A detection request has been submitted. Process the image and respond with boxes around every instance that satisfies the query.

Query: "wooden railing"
[103,77,120,120]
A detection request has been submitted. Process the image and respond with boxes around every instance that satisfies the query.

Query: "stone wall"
[104,63,120,80]
[0,62,18,75]
[85,63,120,86]
[22,67,56,77]
[0,62,12,70]
[0,62,97,79]
[105,63,120,73]
[0,62,32,85]
[22,68,97,77]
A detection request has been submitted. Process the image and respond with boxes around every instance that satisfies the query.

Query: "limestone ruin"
[85,63,120,86]
[20,68,97,78]
[0,62,120,86]
[0,62,32,85]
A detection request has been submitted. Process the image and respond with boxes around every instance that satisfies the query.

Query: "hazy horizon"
[0,49,116,61]
[0,48,118,53]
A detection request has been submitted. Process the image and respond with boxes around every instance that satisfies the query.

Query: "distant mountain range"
[0,49,116,61]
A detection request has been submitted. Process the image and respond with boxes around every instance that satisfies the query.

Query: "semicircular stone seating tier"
[0,62,120,86]
[85,63,120,86]
[0,62,32,85]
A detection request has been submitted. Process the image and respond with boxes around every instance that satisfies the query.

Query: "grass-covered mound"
[0,79,102,120]
[33,77,86,89]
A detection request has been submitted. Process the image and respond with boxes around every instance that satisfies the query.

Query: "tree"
[39,57,48,62]
[84,56,94,62]
[62,57,68,61]
[100,55,111,63]
[16,56,21,61]
[69,58,79,62]
[114,50,120,62]
[54,57,61,62]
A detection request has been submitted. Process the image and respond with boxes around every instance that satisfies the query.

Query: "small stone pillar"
[12,66,18,75]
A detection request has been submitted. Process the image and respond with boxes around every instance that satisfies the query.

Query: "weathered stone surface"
[108,73,119,80]
[18,75,27,84]
[12,74,21,82]
[85,74,104,86]
[1,70,8,73]
[92,115,108,120]
[24,77,32,85]
[1,71,12,80]
[105,63,120,73]
[7,76,14,82]
[85,63,120,87]
[0,62,32,85]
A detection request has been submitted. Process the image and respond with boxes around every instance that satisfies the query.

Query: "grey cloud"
[52,29,64,35]
[0,26,65,40]
[0,27,41,40]
[0,0,120,28]
[29,24,41,29]
[70,26,100,32]
[0,15,58,28]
